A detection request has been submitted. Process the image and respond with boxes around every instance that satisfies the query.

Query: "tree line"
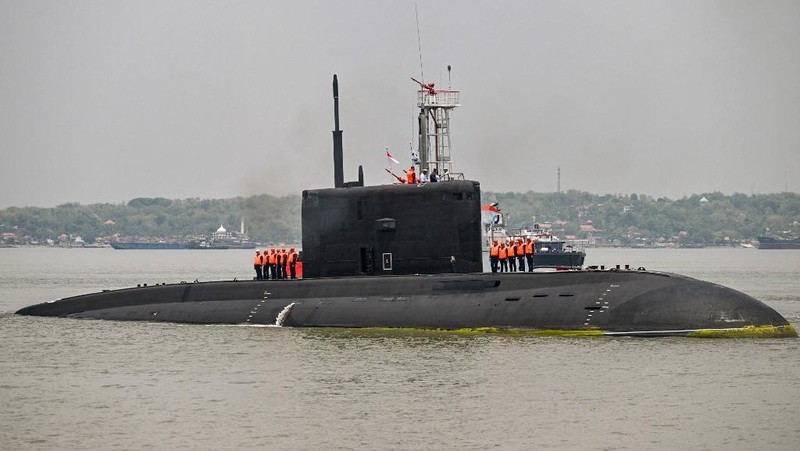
[487,190,800,246]
[0,195,301,245]
[1,191,798,246]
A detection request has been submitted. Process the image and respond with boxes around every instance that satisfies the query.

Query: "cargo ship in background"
[757,236,800,250]
[16,73,795,338]
[110,241,188,250]
[111,220,256,250]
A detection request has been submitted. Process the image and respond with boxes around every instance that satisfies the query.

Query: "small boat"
[519,224,586,269]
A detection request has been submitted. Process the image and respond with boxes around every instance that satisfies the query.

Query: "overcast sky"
[1,0,798,208]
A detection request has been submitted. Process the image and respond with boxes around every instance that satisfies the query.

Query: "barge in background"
[757,236,800,250]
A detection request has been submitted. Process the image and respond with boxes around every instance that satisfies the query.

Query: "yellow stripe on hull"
[350,324,797,338]
[355,327,605,336]
[687,324,797,338]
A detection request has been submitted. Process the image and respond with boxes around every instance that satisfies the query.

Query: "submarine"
[16,74,796,338]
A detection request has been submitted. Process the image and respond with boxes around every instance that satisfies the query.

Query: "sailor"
[507,240,517,272]
[288,248,298,279]
[275,249,284,280]
[489,240,500,273]
[419,169,429,183]
[281,249,289,279]
[498,242,508,272]
[516,239,526,272]
[441,168,451,181]
[253,250,264,280]
[273,249,280,279]
[268,249,277,280]
[525,238,535,272]
[406,166,417,184]
[430,168,439,182]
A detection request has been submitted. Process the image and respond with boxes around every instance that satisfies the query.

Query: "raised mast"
[412,65,460,179]
[332,74,344,188]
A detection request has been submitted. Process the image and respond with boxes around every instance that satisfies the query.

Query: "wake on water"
[200,302,297,328]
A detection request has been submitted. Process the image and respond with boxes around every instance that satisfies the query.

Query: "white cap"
[256,249,261,252]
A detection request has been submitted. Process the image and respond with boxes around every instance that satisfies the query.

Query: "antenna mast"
[415,3,424,82]
[332,75,344,188]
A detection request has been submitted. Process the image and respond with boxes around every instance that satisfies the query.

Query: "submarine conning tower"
[301,75,483,278]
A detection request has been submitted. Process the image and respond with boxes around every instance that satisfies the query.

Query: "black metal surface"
[301,181,483,278]
[15,271,791,334]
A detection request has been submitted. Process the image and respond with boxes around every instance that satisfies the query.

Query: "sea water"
[1,247,799,450]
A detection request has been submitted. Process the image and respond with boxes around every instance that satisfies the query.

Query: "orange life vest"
[525,242,534,254]
[406,167,416,184]
[269,253,277,265]
[253,254,263,265]
[499,247,507,259]
[489,245,499,257]
[507,245,515,257]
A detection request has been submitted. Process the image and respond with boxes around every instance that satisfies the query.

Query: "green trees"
[0,195,301,245]
[489,191,800,246]
[1,191,798,246]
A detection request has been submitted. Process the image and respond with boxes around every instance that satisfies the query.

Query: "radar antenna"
[414,2,424,82]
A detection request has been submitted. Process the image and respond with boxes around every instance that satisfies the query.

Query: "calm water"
[1,247,799,450]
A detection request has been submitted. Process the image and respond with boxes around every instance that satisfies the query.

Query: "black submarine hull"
[16,269,795,337]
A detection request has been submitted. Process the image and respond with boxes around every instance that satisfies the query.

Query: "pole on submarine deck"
[332,75,344,188]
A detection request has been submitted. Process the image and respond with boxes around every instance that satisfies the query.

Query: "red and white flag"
[386,148,400,165]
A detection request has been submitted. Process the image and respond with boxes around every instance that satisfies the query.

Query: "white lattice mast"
[412,66,460,179]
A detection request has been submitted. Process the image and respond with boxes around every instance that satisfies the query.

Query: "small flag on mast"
[386,148,400,165]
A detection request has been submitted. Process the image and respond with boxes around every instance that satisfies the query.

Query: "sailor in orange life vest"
[253,249,264,280]
[498,242,508,272]
[275,249,283,280]
[516,239,526,272]
[288,248,298,279]
[507,240,517,272]
[489,240,500,273]
[406,166,417,184]
[281,249,289,279]
[274,249,280,280]
[525,238,535,272]
[268,249,277,280]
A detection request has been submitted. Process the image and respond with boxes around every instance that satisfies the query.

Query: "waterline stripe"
[351,324,796,338]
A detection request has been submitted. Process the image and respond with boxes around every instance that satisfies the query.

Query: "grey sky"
[1,0,798,208]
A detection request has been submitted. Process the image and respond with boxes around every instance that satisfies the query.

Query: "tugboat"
[15,74,795,338]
